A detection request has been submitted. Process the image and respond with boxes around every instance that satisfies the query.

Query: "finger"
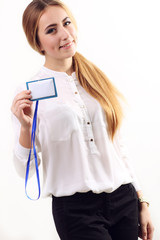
[147,224,154,240]
[16,91,32,101]
[17,103,32,116]
[18,101,33,115]
[17,104,33,124]
[13,100,33,119]
[11,97,32,114]
[12,99,32,114]
[18,99,33,106]
[141,224,147,240]
[13,91,32,105]
[19,102,33,110]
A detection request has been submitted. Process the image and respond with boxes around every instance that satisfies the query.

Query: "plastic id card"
[26,77,58,101]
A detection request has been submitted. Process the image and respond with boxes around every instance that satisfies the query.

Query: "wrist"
[19,125,32,148]
[21,125,32,133]
[138,196,150,208]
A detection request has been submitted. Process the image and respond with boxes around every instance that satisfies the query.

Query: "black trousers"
[52,183,139,240]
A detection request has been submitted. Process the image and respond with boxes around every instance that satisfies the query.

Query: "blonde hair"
[22,0,124,139]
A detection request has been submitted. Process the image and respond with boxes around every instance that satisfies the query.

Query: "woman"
[11,0,154,239]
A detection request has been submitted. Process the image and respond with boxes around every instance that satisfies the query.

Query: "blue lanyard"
[25,101,41,200]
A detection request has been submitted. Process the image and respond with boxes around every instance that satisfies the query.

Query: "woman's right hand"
[11,90,33,129]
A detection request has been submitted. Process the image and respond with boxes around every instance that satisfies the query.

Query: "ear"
[40,47,45,54]
[36,43,45,55]
[39,43,44,52]
[36,42,45,55]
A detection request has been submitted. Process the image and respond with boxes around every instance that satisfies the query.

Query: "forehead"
[38,6,68,28]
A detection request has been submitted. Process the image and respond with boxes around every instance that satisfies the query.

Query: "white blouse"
[12,66,141,197]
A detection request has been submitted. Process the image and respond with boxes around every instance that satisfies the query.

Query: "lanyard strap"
[25,100,41,200]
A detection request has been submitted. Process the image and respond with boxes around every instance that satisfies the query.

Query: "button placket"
[67,75,97,153]
[78,99,95,151]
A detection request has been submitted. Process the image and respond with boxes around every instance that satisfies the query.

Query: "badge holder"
[25,77,58,200]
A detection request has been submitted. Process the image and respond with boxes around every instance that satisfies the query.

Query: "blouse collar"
[41,65,77,80]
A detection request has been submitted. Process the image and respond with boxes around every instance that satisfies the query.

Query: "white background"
[0,0,160,239]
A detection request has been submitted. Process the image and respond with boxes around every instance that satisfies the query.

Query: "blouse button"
[68,77,73,82]
[90,139,94,142]
[87,122,90,125]
[75,92,78,94]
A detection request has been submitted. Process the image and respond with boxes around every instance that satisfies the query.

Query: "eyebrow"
[45,17,69,31]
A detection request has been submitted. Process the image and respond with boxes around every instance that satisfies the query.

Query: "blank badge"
[26,77,58,101]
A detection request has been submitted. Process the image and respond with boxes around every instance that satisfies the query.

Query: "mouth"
[59,41,73,49]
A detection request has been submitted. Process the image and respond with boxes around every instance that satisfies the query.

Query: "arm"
[114,130,154,240]
[136,190,154,240]
[113,129,141,191]
[11,90,33,148]
[11,90,41,178]
[19,126,32,148]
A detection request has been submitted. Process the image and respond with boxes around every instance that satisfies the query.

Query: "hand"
[138,203,154,240]
[11,90,33,129]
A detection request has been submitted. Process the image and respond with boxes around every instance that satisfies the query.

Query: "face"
[38,6,77,64]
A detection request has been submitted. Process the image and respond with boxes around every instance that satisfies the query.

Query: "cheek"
[69,25,77,39]
[40,36,57,51]
[38,34,46,51]
[72,30,78,43]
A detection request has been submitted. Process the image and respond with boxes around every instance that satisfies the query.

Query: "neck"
[44,57,74,76]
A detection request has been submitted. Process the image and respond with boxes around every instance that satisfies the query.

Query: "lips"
[59,41,73,48]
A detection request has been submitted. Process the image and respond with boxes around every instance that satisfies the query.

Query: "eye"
[64,20,71,26]
[46,28,56,34]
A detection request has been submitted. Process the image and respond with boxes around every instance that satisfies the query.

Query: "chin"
[63,49,77,59]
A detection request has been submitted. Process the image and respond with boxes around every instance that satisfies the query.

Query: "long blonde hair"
[22,0,124,139]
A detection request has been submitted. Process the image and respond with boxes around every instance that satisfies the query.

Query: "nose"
[59,26,70,40]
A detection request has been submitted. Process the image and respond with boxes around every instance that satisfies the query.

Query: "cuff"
[14,142,30,160]
[131,178,142,192]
